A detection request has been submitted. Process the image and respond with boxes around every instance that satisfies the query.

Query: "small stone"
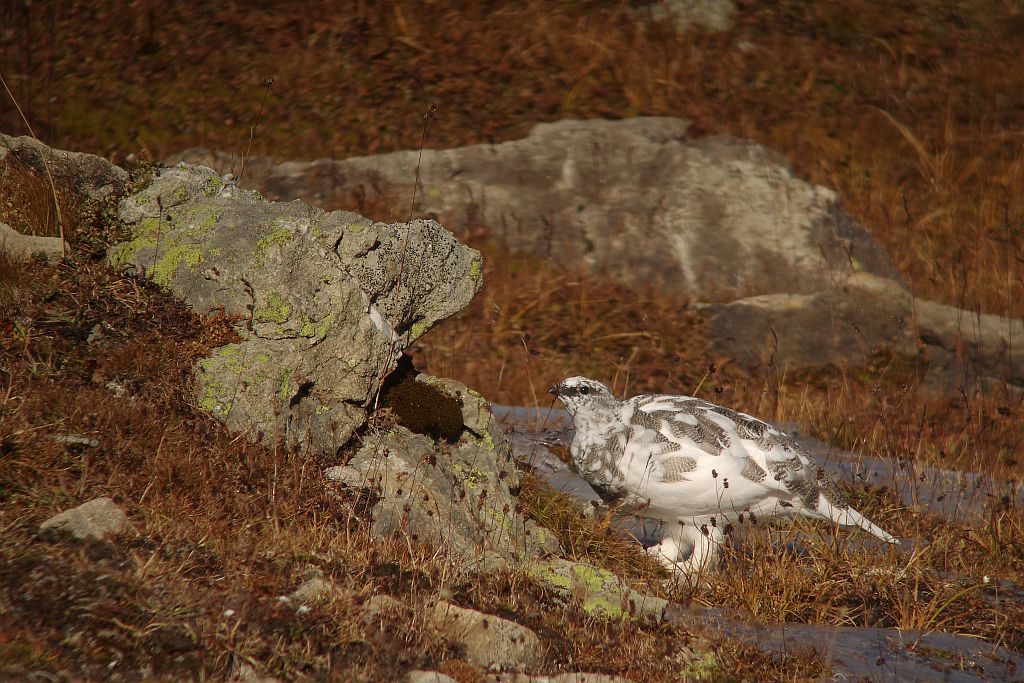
[361,594,408,626]
[46,433,100,449]
[429,600,542,672]
[289,576,337,604]
[485,674,632,683]
[39,497,128,540]
[408,672,458,683]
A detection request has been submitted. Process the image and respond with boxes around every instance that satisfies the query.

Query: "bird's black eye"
[579,386,590,395]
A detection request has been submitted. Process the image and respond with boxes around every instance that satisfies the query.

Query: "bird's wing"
[624,396,839,509]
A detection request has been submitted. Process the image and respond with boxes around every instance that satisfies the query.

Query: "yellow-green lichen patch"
[580,594,625,619]
[314,403,331,415]
[203,176,224,197]
[196,346,246,417]
[408,320,429,340]
[527,561,573,591]
[484,506,515,534]
[171,185,190,203]
[682,652,722,680]
[298,313,335,340]
[150,241,205,287]
[469,258,482,279]
[277,371,292,403]
[451,462,488,490]
[110,216,163,266]
[254,225,294,266]
[571,563,617,592]
[254,292,290,324]
[182,207,221,238]
[345,222,366,233]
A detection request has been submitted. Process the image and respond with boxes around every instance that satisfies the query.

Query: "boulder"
[39,497,129,540]
[169,117,901,302]
[109,163,483,453]
[705,273,1024,395]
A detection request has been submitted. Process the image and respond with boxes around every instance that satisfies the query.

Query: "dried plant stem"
[0,71,66,257]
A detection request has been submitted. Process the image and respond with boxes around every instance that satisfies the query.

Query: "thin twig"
[238,78,274,184]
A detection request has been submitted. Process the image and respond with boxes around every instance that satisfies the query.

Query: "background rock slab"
[170,117,902,302]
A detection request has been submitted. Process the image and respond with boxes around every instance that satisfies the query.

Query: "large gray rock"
[341,378,559,566]
[169,118,901,302]
[109,163,483,452]
[705,273,1024,395]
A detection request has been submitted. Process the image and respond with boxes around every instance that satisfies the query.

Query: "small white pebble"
[223,609,236,618]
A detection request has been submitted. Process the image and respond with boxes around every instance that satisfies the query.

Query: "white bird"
[548,377,898,577]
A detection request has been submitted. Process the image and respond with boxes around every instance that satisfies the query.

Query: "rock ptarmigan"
[548,377,898,577]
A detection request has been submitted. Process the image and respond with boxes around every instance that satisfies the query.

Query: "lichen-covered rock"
[344,423,558,567]
[342,376,560,565]
[429,600,543,672]
[527,558,667,621]
[109,163,483,452]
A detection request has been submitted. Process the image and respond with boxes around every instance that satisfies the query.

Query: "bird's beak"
[547,384,560,396]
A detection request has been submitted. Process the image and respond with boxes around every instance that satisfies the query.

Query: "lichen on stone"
[253,225,294,266]
[254,292,290,324]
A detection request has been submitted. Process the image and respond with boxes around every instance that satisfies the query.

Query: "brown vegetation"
[2,0,1024,680]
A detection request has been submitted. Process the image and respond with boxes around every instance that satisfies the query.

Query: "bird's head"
[548,377,618,417]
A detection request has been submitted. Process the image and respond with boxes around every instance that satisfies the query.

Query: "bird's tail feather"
[819,496,899,544]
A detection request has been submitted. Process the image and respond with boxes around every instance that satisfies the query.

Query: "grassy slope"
[2,1,1024,680]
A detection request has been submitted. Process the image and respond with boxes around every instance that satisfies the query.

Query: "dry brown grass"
[3,0,1024,679]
